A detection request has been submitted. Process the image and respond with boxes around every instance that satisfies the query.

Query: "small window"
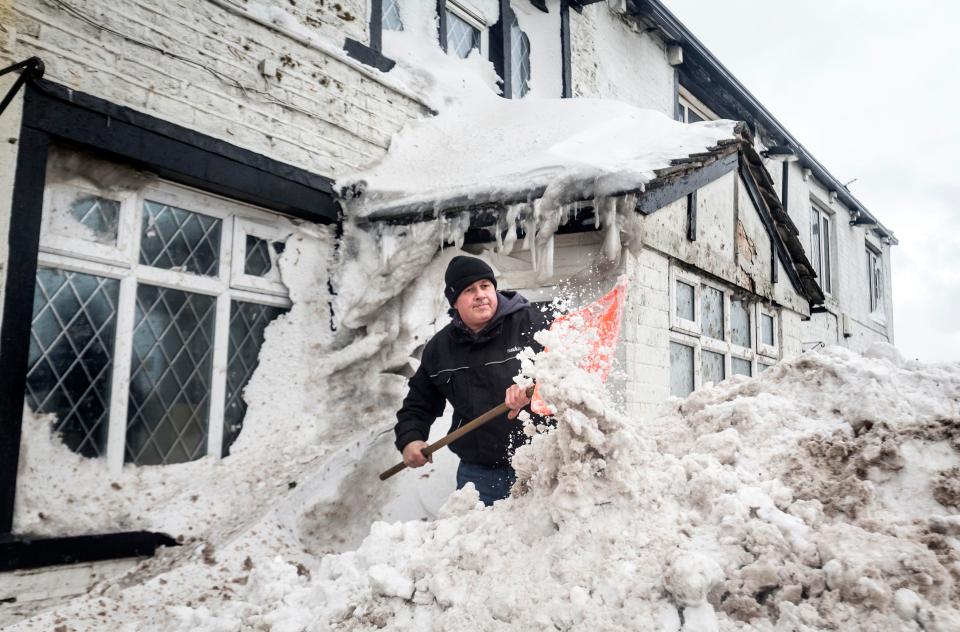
[761,313,775,347]
[701,286,724,340]
[758,361,774,373]
[677,96,710,123]
[445,4,481,58]
[676,280,695,321]
[670,342,694,397]
[382,0,403,31]
[731,356,752,377]
[730,299,751,348]
[509,12,531,98]
[810,205,832,294]
[701,349,725,385]
[867,246,884,314]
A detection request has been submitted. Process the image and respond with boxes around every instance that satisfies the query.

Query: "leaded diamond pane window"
[383,0,403,31]
[702,286,724,340]
[26,268,119,458]
[244,235,274,277]
[54,193,120,245]
[702,349,725,385]
[140,200,221,276]
[731,299,751,348]
[125,284,216,465]
[510,16,530,98]
[446,9,480,59]
[223,301,287,455]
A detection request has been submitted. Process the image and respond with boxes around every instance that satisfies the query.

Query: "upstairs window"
[445,1,483,58]
[509,12,531,98]
[677,93,712,123]
[382,0,403,31]
[810,204,833,295]
[867,246,884,314]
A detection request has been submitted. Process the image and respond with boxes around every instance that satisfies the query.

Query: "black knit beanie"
[444,256,497,305]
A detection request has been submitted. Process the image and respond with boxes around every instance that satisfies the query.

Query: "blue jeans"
[456,462,516,506]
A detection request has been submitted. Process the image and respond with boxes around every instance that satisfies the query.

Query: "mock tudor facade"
[0,0,895,617]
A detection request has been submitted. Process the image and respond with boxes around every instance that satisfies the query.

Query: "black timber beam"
[737,158,813,302]
[686,190,697,241]
[343,37,396,72]
[0,531,178,572]
[24,80,339,223]
[635,150,737,214]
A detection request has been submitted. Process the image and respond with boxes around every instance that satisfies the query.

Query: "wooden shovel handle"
[379,385,535,481]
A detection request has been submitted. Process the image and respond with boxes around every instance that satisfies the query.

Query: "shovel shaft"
[378,386,534,481]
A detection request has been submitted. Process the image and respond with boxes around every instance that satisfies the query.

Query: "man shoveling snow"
[392,256,549,505]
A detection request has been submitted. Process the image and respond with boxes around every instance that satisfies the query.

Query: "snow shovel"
[378,385,535,481]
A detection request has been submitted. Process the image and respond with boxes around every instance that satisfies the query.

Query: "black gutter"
[628,0,896,244]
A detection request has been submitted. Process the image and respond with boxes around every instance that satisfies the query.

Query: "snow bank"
[12,319,960,630]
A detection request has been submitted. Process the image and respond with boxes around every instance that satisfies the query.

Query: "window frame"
[757,305,779,359]
[667,265,777,397]
[444,0,488,58]
[36,178,292,474]
[669,267,701,337]
[866,243,885,318]
[809,201,833,296]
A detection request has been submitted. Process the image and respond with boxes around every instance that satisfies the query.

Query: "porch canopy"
[338,97,737,224]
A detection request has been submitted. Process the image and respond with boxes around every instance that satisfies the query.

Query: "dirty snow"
[8,294,960,630]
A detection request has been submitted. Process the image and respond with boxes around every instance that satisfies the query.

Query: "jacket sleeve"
[394,364,446,453]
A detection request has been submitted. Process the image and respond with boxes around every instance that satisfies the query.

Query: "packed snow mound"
[13,329,960,631]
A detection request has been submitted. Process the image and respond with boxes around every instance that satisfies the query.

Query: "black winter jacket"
[394,291,549,467]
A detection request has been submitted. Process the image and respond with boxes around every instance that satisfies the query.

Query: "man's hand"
[402,440,432,468]
[505,384,531,420]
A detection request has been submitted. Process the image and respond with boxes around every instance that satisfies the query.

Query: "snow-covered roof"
[340,98,737,222]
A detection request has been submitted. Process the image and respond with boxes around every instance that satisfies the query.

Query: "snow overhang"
[340,98,738,223]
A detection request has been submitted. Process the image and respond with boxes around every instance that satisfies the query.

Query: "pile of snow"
[11,310,960,630]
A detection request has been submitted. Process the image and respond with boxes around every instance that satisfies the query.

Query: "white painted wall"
[511,0,562,98]
[568,4,675,117]
[3,0,427,179]
[771,158,894,351]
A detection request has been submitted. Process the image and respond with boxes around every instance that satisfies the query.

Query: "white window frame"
[445,0,488,56]
[866,243,885,319]
[810,201,833,296]
[667,264,779,397]
[231,217,292,296]
[677,88,716,123]
[757,305,779,359]
[37,179,292,474]
[669,267,700,337]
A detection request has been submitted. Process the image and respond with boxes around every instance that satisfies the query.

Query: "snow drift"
[10,307,960,630]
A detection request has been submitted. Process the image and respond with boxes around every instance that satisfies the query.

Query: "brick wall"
[4,0,428,179]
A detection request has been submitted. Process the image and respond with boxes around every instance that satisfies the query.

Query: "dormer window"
[445,1,484,58]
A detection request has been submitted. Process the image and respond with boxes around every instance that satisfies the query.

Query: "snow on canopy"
[341,98,735,221]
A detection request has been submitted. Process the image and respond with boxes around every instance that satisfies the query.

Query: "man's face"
[454,279,498,332]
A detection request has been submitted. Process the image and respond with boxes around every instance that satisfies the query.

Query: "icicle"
[501,204,521,255]
[599,196,621,265]
[536,233,555,283]
[593,197,601,229]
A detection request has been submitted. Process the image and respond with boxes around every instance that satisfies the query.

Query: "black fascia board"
[24,80,339,224]
[630,0,896,244]
[635,150,737,214]
[0,531,178,572]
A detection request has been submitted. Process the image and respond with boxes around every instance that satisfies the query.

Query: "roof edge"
[628,0,897,245]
